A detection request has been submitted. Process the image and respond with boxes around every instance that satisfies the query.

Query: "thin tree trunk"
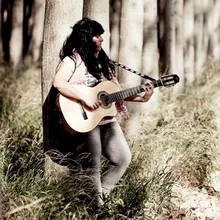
[110,0,121,63]
[83,0,110,54]
[165,0,176,75]
[0,0,3,61]
[42,0,83,180]
[141,0,159,127]
[29,0,45,66]
[184,0,195,85]
[158,0,166,75]
[119,0,144,137]
[212,0,220,61]
[202,0,209,66]
[174,0,184,93]
[206,0,215,59]
[194,0,204,76]
[9,0,23,75]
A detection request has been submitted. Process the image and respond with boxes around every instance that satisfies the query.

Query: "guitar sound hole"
[98,91,110,108]
[100,94,109,106]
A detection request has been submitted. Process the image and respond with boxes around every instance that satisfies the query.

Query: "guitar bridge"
[77,100,88,120]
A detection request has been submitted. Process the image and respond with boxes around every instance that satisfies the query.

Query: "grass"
[0,61,220,219]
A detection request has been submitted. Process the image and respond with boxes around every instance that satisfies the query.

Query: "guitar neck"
[107,79,163,103]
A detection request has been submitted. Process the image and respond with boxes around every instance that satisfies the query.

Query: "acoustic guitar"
[56,74,179,133]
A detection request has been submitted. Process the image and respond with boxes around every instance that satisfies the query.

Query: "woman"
[53,17,154,206]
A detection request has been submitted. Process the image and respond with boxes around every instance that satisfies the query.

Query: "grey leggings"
[74,121,131,202]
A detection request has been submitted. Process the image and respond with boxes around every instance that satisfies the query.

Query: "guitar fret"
[108,86,143,103]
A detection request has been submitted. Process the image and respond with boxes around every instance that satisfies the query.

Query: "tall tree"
[194,0,204,76]
[9,0,23,75]
[184,0,195,85]
[174,0,184,93]
[165,0,176,75]
[141,0,159,126]
[119,0,144,137]
[212,0,220,61]
[202,0,209,66]
[29,0,45,66]
[0,0,3,62]
[42,0,83,176]
[83,0,110,53]
[158,0,166,74]
[110,0,121,63]
[206,0,215,60]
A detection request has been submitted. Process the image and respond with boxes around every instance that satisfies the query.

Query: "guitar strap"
[109,59,156,81]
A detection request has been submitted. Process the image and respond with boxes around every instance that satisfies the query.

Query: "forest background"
[0,0,220,219]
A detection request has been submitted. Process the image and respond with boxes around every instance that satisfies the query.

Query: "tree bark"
[194,0,204,76]
[83,0,110,54]
[119,0,144,137]
[165,0,176,75]
[42,0,83,179]
[29,0,45,66]
[9,0,23,75]
[184,0,195,85]
[0,0,3,61]
[174,0,184,93]
[158,0,166,75]
[110,0,121,63]
[206,0,214,59]
[211,0,220,61]
[202,0,210,65]
[141,0,159,126]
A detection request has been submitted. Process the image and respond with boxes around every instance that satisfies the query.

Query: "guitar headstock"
[160,74,180,87]
[150,74,179,88]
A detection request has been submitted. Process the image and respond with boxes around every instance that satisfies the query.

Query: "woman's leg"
[100,122,132,196]
[74,126,103,205]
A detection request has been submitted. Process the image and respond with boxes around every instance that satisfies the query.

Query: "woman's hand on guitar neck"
[141,83,154,102]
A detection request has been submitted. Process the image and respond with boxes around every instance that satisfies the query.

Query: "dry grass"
[0,61,220,219]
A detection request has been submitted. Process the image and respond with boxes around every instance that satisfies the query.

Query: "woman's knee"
[121,148,132,167]
[113,148,131,168]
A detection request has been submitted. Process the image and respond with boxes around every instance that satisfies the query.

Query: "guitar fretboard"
[107,79,164,103]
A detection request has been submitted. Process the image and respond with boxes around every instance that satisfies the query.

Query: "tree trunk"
[9,0,23,75]
[141,0,159,127]
[194,0,204,76]
[184,0,195,85]
[83,0,110,53]
[165,0,176,75]
[174,0,184,93]
[211,0,220,61]
[42,0,83,180]
[158,0,166,75]
[29,0,45,66]
[0,0,3,62]
[110,0,121,63]
[119,0,144,137]
[202,0,210,66]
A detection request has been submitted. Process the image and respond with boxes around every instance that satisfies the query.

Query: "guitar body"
[57,81,120,133]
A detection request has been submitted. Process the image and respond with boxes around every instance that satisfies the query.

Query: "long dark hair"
[59,17,115,80]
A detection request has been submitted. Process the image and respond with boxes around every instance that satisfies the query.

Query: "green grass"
[0,62,220,219]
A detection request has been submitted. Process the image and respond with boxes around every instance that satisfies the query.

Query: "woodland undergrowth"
[0,62,220,220]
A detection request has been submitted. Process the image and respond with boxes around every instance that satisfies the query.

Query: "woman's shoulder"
[62,56,76,72]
